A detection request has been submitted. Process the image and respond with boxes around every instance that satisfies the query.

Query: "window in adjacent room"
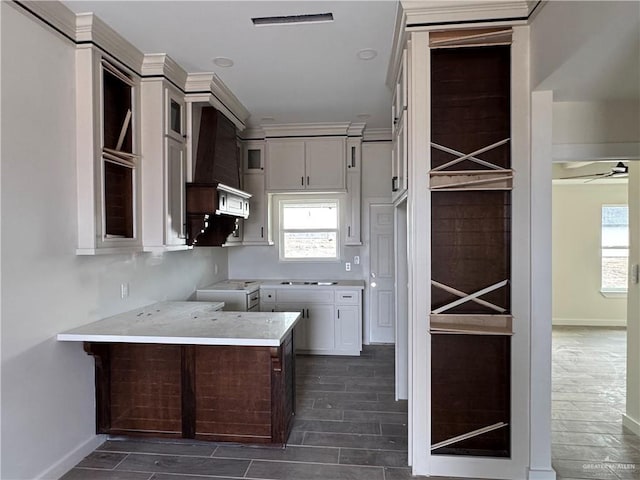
[601,204,629,293]
[279,198,340,261]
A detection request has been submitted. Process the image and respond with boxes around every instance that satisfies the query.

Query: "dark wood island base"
[84,332,295,445]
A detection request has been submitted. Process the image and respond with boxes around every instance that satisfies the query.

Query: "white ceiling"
[63,1,399,131]
[62,1,639,133]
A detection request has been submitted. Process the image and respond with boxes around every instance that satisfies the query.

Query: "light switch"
[354,256,360,265]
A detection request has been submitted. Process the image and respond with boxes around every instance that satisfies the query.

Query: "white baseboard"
[528,468,557,480]
[552,317,626,327]
[623,413,640,436]
[36,434,106,480]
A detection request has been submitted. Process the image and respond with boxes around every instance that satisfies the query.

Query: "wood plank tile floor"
[60,328,639,480]
[60,345,429,480]
[552,326,639,480]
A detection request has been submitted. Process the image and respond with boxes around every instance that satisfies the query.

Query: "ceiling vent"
[252,13,333,26]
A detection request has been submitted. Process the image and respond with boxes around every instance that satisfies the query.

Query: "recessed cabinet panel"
[104,160,134,238]
[266,141,306,191]
[242,173,270,244]
[305,138,345,191]
[166,137,186,244]
[336,305,360,350]
[307,304,336,351]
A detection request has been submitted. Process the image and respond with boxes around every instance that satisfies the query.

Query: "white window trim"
[600,204,629,295]
[276,194,342,263]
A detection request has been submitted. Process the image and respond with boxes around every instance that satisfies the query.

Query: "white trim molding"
[527,468,557,480]
[401,0,538,26]
[552,317,627,327]
[75,13,144,73]
[185,72,250,131]
[623,413,640,436]
[364,128,392,142]
[35,435,106,480]
[141,53,188,91]
[262,122,353,138]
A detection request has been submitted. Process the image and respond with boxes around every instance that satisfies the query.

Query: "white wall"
[530,1,639,100]
[553,101,640,145]
[0,5,227,479]
[552,182,627,326]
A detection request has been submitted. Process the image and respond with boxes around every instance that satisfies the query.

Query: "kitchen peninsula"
[58,302,300,445]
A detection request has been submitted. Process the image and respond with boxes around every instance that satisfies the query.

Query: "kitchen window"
[601,204,629,293]
[278,197,340,261]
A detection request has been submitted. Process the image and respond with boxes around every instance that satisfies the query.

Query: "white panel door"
[369,204,395,343]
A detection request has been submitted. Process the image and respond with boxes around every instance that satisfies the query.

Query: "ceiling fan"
[561,161,629,181]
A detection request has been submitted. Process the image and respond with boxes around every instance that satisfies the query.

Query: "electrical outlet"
[345,262,351,271]
[354,256,360,265]
[120,282,129,299]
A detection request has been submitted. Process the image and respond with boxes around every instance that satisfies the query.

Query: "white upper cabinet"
[391,48,409,202]
[304,138,346,190]
[72,15,250,255]
[76,46,143,255]
[265,137,346,192]
[265,140,306,190]
[140,55,190,252]
[344,138,362,245]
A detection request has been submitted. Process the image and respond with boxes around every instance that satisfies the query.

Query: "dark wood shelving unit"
[429,29,513,457]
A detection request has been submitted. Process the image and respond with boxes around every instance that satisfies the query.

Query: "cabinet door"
[273,303,308,351]
[335,305,360,351]
[305,138,345,191]
[166,136,186,245]
[242,173,268,244]
[307,304,336,351]
[166,87,185,142]
[392,115,407,199]
[243,142,265,173]
[345,170,361,245]
[266,140,305,191]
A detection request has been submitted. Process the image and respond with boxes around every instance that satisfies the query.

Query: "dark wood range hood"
[186,107,251,246]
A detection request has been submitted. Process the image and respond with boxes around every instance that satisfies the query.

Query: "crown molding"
[75,13,144,73]
[363,128,392,142]
[402,0,537,27]
[14,1,77,40]
[262,123,354,138]
[387,2,409,89]
[185,73,250,131]
[141,54,188,90]
[347,123,366,137]
[239,128,266,141]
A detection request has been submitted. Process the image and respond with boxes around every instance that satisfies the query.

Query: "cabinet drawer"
[276,289,334,304]
[261,288,276,302]
[336,290,360,305]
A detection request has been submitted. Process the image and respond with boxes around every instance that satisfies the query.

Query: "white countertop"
[259,280,365,289]
[57,301,300,347]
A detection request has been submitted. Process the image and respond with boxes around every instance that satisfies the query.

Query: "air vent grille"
[252,13,333,26]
